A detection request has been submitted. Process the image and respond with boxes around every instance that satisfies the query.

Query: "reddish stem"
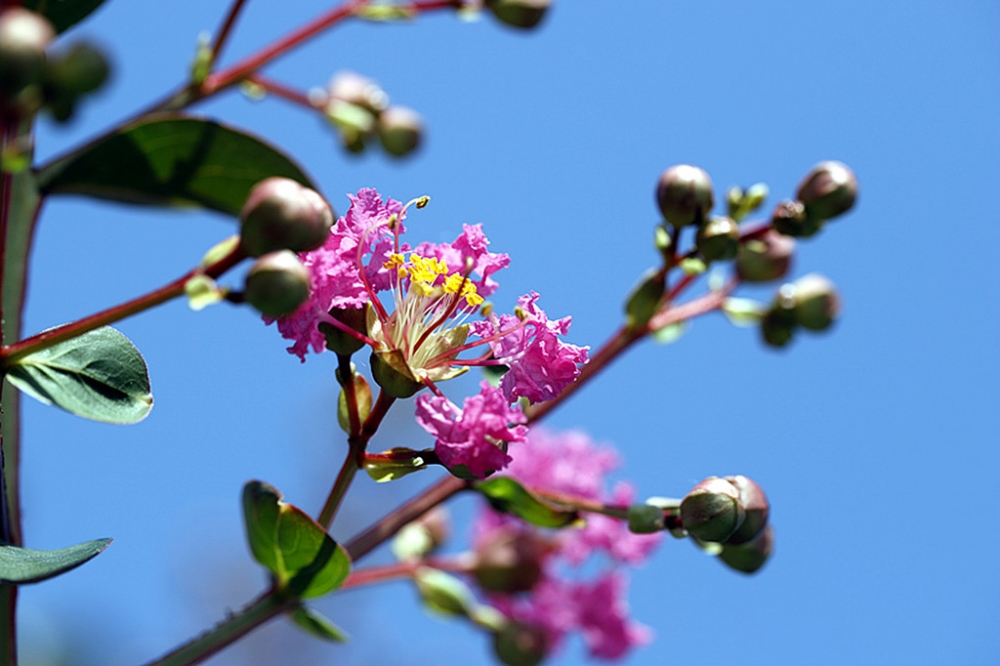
[210,0,250,66]
[245,73,319,111]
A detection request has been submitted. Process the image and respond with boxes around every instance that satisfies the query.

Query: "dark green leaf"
[37,115,317,216]
[23,0,106,34]
[6,326,153,424]
[242,481,351,599]
[0,538,111,584]
[474,477,579,528]
[289,606,348,642]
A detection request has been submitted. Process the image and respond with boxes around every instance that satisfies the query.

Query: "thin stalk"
[209,0,251,66]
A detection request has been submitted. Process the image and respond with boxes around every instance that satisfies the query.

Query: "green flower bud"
[392,507,450,560]
[770,198,824,237]
[719,524,774,574]
[781,273,841,331]
[628,503,666,534]
[243,250,311,317]
[760,302,797,348]
[378,105,423,157]
[318,305,368,356]
[696,215,740,261]
[680,476,745,543]
[485,0,552,30]
[722,475,769,545]
[239,178,334,257]
[736,229,795,282]
[493,621,548,666]
[796,161,858,223]
[473,528,550,593]
[46,43,110,95]
[655,164,714,227]
[0,8,54,110]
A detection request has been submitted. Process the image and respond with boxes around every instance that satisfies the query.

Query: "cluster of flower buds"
[238,177,334,316]
[760,272,841,348]
[320,71,423,158]
[772,161,858,238]
[678,475,773,573]
[0,7,109,122]
[484,0,552,29]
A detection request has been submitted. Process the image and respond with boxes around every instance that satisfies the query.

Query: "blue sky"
[13,1,1000,664]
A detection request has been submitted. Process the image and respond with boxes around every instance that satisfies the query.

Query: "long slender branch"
[209,0,251,66]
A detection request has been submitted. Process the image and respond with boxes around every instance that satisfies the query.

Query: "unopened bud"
[628,503,666,534]
[796,161,858,223]
[0,8,54,109]
[760,302,796,348]
[318,305,368,356]
[378,105,423,157]
[680,477,745,543]
[393,507,450,560]
[370,349,424,399]
[244,250,311,317]
[493,621,548,666]
[770,198,823,237]
[696,215,740,261]
[485,0,552,30]
[473,529,550,593]
[328,71,388,113]
[736,229,795,282]
[239,178,334,257]
[780,273,840,331]
[46,43,110,95]
[722,476,769,545]
[719,524,774,574]
[655,164,714,228]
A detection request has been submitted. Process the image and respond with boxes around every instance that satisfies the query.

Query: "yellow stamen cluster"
[384,253,483,307]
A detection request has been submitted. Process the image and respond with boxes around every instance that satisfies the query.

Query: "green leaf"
[242,481,351,599]
[0,538,111,584]
[624,269,665,327]
[414,568,476,618]
[289,606,348,642]
[23,0,106,34]
[6,326,153,424]
[37,115,317,217]
[474,477,579,529]
[652,320,688,345]
[363,447,427,483]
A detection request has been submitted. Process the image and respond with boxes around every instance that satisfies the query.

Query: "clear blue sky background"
[12,1,1000,665]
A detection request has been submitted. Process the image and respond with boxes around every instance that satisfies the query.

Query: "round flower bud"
[722,475,769,545]
[243,250,310,317]
[485,0,552,30]
[378,105,423,157]
[696,215,740,261]
[239,178,334,257]
[328,70,388,113]
[770,199,823,238]
[0,8,54,108]
[318,305,368,356]
[719,524,774,574]
[473,528,550,593]
[760,303,796,348]
[781,273,841,331]
[736,229,795,282]
[42,43,111,122]
[680,476,745,543]
[493,621,548,666]
[796,161,858,223]
[655,164,714,227]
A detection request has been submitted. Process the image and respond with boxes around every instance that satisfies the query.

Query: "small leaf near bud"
[722,475,769,545]
[783,273,841,331]
[726,183,769,222]
[696,216,740,261]
[415,568,477,617]
[240,178,334,257]
[624,269,665,328]
[719,524,774,574]
[392,508,450,561]
[736,229,795,282]
[680,477,746,543]
[655,164,714,227]
[796,161,858,223]
[485,0,552,30]
[628,503,666,534]
[0,8,54,111]
[493,621,548,666]
[378,105,423,157]
[243,251,310,317]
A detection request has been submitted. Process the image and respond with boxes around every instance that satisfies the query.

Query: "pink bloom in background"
[415,382,528,478]
[573,572,652,660]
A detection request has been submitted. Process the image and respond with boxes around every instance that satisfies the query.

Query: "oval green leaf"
[289,606,348,642]
[242,481,351,600]
[6,326,153,424]
[37,115,317,217]
[0,537,111,584]
[23,0,106,34]
[474,477,579,529]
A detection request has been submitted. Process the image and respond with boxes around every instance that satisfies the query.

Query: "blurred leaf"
[474,477,579,528]
[289,606,348,642]
[242,481,351,599]
[6,326,153,424]
[652,320,687,344]
[23,0,106,34]
[721,297,766,327]
[414,568,475,617]
[625,269,665,327]
[0,538,111,584]
[37,115,316,216]
[363,447,427,483]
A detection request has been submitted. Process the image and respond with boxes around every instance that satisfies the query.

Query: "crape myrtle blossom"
[268,188,588,476]
[472,428,661,661]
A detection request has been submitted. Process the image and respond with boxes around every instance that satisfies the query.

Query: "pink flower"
[414,382,528,479]
[573,572,652,660]
[469,292,589,404]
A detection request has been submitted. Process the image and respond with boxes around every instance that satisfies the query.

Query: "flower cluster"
[268,189,588,477]
[474,428,662,660]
